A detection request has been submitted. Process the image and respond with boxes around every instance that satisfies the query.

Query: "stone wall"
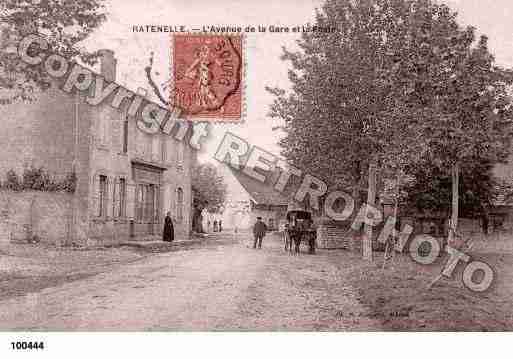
[316,221,351,249]
[0,190,79,245]
[0,84,93,245]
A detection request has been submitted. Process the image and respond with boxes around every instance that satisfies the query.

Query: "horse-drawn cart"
[284,210,316,255]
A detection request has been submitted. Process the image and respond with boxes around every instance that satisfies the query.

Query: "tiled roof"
[228,166,291,206]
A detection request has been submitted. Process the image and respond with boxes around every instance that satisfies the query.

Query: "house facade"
[219,164,252,230]
[224,165,290,231]
[0,50,195,244]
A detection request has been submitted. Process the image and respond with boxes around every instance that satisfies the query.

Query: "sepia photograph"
[1,0,512,357]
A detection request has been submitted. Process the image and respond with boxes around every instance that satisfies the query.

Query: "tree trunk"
[481,205,489,236]
[349,160,364,253]
[393,170,400,231]
[382,171,400,269]
[449,162,459,244]
[363,162,377,261]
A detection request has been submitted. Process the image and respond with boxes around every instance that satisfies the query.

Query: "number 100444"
[11,341,44,350]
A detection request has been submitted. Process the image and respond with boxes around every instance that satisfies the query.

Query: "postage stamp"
[171,34,243,121]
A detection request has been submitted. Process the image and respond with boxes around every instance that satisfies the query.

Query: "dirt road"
[0,233,380,331]
[1,232,511,331]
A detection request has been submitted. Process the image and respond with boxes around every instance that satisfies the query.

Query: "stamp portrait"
[172,34,243,121]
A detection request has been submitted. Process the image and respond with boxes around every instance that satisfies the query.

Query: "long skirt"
[163,224,174,242]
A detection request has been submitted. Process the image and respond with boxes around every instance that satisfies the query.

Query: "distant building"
[224,166,291,231]
[219,163,252,231]
[491,161,513,232]
[0,50,195,244]
[222,198,252,230]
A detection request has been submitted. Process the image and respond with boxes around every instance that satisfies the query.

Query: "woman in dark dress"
[163,211,174,242]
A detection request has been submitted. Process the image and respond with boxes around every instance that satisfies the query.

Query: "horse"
[284,224,297,254]
[284,211,316,255]
[284,224,315,255]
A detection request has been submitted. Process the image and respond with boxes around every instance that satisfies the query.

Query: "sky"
[82,0,324,164]
[82,0,513,167]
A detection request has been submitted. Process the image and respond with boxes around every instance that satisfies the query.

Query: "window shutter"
[126,182,135,219]
[105,177,111,218]
[174,188,178,220]
[92,174,99,216]
[176,187,184,222]
[119,178,126,217]
[112,179,119,218]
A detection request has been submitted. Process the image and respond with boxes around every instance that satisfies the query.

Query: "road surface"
[0,232,379,331]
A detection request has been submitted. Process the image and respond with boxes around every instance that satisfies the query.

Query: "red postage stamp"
[172,34,243,121]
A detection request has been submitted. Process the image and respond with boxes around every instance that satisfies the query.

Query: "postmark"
[171,34,243,121]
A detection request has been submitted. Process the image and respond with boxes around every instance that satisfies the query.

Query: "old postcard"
[0,0,512,357]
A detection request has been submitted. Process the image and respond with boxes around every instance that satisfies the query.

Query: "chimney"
[98,49,117,82]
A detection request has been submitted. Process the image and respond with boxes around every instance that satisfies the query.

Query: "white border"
[0,332,509,359]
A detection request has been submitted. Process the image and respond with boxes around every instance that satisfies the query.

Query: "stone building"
[0,50,195,244]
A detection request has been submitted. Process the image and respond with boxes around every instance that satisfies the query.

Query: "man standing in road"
[253,217,268,249]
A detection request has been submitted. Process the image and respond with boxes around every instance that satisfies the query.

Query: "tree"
[0,0,106,104]
[191,163,227,232]
[267,0,433,258]
[405,159,498,220]
[269,0,513,254]
[268,0,392,198]
[383,1,513,238]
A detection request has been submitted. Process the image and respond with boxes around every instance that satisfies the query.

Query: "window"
[154,186,160,223]
[136,184,145,221]
[113,178,126,218]
[122,118,128,153]
[176,187,184,222]
[145,184,155,221]
[112,180,117,216]
[119,178,126,217]
[98,175,108,217]
[177,141,184,170]
[135,183,158,222]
